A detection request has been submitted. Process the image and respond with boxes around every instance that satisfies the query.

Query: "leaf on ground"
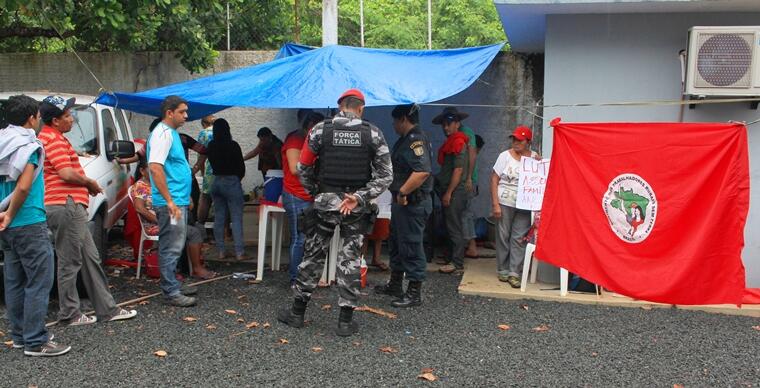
[240,302,250,307]
[237,295,247,299]
[311,347,323,352]
[3,340,13,347]
[591,352,599,357]
[278,338,289,344]
[356,305,397,319]
[519,304,529,310]
[497,324,511,331]
[182,317,198,322]
[205,324,217,330]
[321,304,332,310]
[421,368,435,374]
[532,324,550,332]
[417,372,438,382]
[379,346,399,353]
[225,309,237,315]
[0,331,4,337]
[262,322,271,329]
[673,384,685,388]
[352,341,362,347]
[153,350,168,357]
[138,300,150,305]
[641,305,653,310]
[752,325,760,331]
[236,318,245,323]
[246,321,259,329]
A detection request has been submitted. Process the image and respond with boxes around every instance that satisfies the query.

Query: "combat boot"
[374,271,404,298]
[391,281,422,308]
[335,306,359,337]
[277,298,307,328]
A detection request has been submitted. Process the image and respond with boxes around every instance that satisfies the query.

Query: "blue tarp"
[273,42,314,59]
[96,42,504,120]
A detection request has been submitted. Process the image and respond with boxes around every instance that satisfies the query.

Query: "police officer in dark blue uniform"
[375,104,433,308]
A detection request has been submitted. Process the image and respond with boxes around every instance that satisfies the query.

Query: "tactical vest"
[317,119,373,192]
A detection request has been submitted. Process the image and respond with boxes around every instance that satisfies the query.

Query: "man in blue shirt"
[0,95,70,356]
[147,95,196,307]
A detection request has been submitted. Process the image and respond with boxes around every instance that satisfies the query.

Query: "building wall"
[542,12,760,286]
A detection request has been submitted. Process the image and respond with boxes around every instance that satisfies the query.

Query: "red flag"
[535,119,749,305]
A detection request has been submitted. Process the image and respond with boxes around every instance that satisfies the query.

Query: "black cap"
[40,95,75,123]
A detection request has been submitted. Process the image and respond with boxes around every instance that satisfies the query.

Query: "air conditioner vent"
[685,26,760,97]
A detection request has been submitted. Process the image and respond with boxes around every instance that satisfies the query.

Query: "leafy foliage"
[0,0,506,73]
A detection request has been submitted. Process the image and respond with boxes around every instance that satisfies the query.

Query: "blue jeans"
[155,205,188,297]
[211,175,245,256]
[1,222,54,349]
[282,191,311,282]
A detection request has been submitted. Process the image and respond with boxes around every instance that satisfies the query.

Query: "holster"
[297,205,318,234]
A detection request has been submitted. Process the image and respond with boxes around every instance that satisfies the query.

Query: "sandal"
[435,258,450,265]
[192,270,219,280]
[370,262,389,271]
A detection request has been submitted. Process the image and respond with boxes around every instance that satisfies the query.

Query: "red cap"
[510,126,532,141]
[337,88,365,104]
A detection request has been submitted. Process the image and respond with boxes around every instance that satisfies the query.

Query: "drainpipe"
[678,49,687,122]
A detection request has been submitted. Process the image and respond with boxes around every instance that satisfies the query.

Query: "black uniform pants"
[388,197,432,282]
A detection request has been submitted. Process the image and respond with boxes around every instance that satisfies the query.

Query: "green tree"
[0,0,506,73]
[0,0,239,73]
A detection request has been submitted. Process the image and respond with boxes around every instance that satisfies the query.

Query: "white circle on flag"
[601,174,657,244]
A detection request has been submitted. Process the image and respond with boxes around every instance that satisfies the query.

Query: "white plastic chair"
[256,204,286,282]
[520,242,569,296]
[129,189,158,279]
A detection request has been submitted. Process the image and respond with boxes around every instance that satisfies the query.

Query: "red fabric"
[535,120,750,305]
[282,131,312,201]
[437,131,469,165]
[743,288,760,304]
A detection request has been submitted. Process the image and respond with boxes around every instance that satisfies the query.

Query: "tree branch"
[0,26,76,39]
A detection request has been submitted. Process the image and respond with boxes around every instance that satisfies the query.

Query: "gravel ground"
[2,244,759,387]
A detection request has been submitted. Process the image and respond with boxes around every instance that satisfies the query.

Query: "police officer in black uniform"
[376,104,433,308]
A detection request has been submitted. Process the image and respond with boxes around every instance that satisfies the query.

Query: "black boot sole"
[390,299,422,308]
[277,309,305,328]
[335,321,359,337]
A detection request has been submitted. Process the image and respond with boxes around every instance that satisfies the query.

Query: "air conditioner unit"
[685,26,760,97]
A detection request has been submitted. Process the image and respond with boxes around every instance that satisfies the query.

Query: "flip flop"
[370,262,389,271]
[193,271,218,280]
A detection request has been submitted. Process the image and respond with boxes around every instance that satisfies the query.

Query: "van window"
[101,110,118,152]
[114,109,130,141]
[66,106,98,155]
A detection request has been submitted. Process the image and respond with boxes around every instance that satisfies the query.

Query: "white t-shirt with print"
[492,150,537,207]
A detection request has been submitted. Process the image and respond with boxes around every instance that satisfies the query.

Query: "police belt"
[319,184,363,194]
[391,190,426,204]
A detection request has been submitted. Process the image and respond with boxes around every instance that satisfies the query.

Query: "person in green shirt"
[432,107,471,274]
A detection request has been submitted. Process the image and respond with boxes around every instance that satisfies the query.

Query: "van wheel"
[89,212,108,262]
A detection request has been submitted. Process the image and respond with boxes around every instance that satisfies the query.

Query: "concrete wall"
[542,12,760,286]
[0,50,295,193]
[0,49,542,218]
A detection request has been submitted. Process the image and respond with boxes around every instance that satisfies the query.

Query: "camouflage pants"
[293,210,366,308]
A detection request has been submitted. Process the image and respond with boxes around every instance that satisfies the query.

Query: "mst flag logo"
[602,174,657,243]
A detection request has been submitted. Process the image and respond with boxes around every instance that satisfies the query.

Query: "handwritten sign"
[516,158,550,211]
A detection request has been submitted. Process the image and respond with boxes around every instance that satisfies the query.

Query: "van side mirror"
[107,140,135,161]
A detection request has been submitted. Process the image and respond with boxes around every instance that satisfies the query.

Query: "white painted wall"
[542,12,760,286]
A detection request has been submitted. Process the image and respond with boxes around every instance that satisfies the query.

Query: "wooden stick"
[45,270,257,327]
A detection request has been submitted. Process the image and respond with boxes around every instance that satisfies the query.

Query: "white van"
[0,92,136,272]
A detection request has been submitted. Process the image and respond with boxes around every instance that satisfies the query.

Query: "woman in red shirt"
[281,111,324,285]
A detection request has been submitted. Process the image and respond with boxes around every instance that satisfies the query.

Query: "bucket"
[360,256,368,288]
